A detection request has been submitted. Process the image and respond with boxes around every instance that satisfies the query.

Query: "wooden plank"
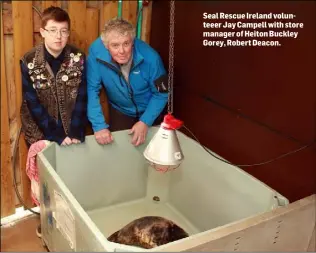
[122,0,138,27]
[85,6,102,135]
[86,1,100,9]
[85,7,99,54]
[42,1,61,10]
[86,7,109,128]
[15,184,23,207]
[2,2,11,10]
[3,9,13,34]
[4,36,16,124]
[8,108,20,206]
[1,3,15,218]
[68,1,87,51]
[12,1,33,208]
[33,7,41,34]
[9,119,18,159]
[8,117,21,207]
[60,1,68,11]
[3,8,42,35]
[141,1,152,43]
[100,0,118,33]
[155,194,316,252]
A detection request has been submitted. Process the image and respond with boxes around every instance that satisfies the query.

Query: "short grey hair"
[101,18,136,45]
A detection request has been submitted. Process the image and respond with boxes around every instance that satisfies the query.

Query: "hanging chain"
[167,0,175,114]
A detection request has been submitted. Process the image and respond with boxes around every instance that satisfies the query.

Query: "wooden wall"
[150,1,316,203]
[0,0,152,218]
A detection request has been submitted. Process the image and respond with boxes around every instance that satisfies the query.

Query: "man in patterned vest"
[19,6,87,237]
[20,6,87,147]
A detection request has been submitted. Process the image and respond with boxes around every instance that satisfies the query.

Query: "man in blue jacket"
[87,18,168,146]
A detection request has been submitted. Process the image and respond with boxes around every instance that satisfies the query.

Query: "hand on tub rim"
[61,137,81,146]
[129,121,148,146]
[61,137,72,146]
[94,128,114,145]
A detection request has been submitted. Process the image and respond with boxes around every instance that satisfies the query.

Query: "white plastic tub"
[37,127,289,252]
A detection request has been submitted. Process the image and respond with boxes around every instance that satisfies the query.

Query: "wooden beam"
[42,1,61,10]
[2,10,41,35]
[12,1,33,208]
[141,1,152,43]
[1,3,15,218]
[3,35,22,208]
[86,1,100,9]
[100,0,118,33]
[33,7,42,35]
[4,36,16,124]
[86,7,110,128]
[68,1,87,51]
[2,9,13,34]
[122,0,138,27]
[3,8,42,35]
[85,7,99,53]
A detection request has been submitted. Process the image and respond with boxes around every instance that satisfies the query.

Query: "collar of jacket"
[95,37,144,71]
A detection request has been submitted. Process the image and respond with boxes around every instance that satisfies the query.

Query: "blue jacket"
[87,37,168,132]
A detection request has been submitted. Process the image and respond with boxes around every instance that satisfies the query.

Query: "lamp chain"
[167,0,175,114]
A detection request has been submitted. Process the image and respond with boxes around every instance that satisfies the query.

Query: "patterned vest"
[20,43,84,145]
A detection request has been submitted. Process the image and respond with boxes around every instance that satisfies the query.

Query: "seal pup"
[107,216,189,249]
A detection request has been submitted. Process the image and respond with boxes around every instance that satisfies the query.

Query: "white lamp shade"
[144,126,184,168]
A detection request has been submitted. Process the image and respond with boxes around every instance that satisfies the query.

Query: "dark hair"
[41,6,71,29]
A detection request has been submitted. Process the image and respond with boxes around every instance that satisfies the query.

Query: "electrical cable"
[12,126,40,216]
[32,5,42,18]
[202,95,305,145]
[182,125,315,168]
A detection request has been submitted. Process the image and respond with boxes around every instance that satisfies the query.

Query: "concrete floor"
[1,215,47,252]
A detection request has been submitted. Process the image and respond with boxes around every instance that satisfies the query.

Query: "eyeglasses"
[44,28,70,38]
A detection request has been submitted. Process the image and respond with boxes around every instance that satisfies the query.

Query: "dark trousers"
[109,105,165,132]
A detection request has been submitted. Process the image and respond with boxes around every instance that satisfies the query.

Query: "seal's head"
[107,216,189,249]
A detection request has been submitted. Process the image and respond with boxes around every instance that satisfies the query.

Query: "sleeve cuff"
[93,123,110,132]
[139,116,153,127]
[68,128,86,143]
[48,127,67,145]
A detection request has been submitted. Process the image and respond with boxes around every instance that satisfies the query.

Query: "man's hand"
[94,128,113,145]
[129,121,148,146]
[61,137,72,146]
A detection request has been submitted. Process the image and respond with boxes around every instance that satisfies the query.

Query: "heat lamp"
[143,113,184,172]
